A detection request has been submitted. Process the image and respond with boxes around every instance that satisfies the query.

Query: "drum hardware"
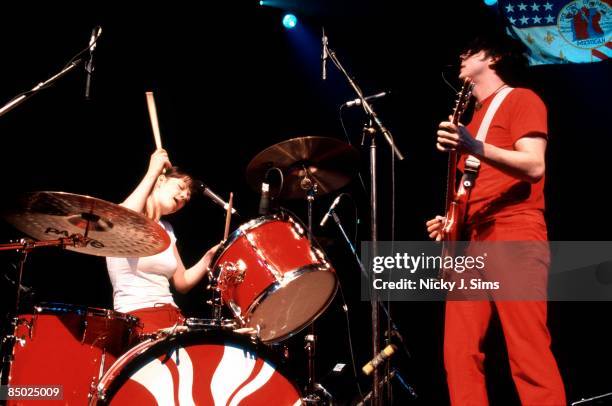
[218,261,246,285]
[303,172,324,404]
[246,136,357,403]
[571,391,612,405]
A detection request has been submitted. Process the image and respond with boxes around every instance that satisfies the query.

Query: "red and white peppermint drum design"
[7,303,139,405]
[212,212,338,343]
[91,329,303,405]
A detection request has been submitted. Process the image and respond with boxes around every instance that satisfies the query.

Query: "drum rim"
[209,211,292,270]
[184,317,238,329]
[30,302,140,326]
[245,263,338,343]
[210,210,328,272]
[91,329,301,404]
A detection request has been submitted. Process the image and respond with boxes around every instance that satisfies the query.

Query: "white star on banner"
[506,3,515,13]
[509,16,517,24]
[544,2,553,11]
[520,15,529,24]
[545,14,554,23]
[533,15,542,23]
[518,3,528,11]
[531,2,540,11]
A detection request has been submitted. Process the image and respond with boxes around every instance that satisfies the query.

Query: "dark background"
[1,1,611,404]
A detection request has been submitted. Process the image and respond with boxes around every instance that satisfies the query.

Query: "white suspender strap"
[460,86,514,191]
[465,86,514,170]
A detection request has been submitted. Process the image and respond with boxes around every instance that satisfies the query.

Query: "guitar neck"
[444,151,458,215]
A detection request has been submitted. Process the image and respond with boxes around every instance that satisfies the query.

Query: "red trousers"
[129,303,185,336]
[444,215,566,405]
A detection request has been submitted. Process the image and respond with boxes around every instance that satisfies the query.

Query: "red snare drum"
[212,212,337,343]
[7,303,139,405]
[90,329,303,405]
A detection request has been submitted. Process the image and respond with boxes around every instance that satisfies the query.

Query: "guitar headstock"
[451,79,474,124]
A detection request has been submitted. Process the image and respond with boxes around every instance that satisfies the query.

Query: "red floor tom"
[211,212,337,343]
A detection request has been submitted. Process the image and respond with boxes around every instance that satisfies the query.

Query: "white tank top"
[106,220,178,313]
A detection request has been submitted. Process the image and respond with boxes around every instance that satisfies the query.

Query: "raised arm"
[121,149,171,213]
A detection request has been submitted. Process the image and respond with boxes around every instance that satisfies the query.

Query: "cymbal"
[246,136,359,199]
[2,191,170,257]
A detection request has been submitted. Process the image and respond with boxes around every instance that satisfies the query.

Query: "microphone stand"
[329,210,411,360]
[324,34,405,406]
[0,27,102,118]
[0,60,82,118]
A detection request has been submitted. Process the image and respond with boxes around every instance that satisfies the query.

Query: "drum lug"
[227,301,245,325]
[15,317,34,341]
[220,261,246,285]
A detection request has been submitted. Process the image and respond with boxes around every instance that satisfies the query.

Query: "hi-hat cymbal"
[2,191,170,257]
[246,136,359,199]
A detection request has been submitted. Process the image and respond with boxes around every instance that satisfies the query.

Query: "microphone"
[319,194,343,227]
[85,26,102,100]
[343,91,389,108]
[362,344,397,376]
[259,181,270,215]
[197,181,238,215]
[321,27,328,80]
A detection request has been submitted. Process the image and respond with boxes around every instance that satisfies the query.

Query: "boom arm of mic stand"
[326,47,404,161]
[0,59,82,118]
[329,211,410,358]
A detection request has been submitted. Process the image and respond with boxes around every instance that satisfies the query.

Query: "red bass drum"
[90,328,303,405]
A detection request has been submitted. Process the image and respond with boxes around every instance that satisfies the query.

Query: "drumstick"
[223,192,233,242]
[145,91,162,150]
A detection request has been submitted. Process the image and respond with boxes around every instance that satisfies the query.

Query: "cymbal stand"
[0,234,88,384]
[300,168,332,405]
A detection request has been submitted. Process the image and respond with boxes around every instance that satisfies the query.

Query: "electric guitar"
[440,79,474,277]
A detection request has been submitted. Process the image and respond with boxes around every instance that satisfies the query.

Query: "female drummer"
[106,149,219,335]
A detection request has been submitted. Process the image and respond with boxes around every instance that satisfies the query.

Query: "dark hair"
[461,33,528,85]
[164,166,199,194]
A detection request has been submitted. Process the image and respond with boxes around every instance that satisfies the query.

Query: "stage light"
[282,14,297,29]
[483,0,497,5]
[259,0,264,5]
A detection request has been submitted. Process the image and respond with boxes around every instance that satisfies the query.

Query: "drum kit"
[0,136,360,405]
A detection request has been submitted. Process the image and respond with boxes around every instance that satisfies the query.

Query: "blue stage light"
[282,14,297,29]
[483,0,498,5]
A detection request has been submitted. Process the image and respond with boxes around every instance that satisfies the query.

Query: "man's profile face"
[459,50,493,80]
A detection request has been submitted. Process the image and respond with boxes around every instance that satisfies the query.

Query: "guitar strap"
[460,86,514,192]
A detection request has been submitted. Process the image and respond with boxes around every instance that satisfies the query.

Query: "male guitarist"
[426,34,566,405]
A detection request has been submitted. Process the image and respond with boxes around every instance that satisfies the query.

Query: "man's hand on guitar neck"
[426,215,446,241]
[436,116,482,155]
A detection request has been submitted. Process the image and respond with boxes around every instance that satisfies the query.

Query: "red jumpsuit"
[444,88,566,405]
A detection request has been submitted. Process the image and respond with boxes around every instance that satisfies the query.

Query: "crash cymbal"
[246,136,359,199]
[2,191,170,257]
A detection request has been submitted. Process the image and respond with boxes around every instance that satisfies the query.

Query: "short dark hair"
[461,33,528,85]
[164,166,198,194]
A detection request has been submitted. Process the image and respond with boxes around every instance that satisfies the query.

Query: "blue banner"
[499,0,612,65]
